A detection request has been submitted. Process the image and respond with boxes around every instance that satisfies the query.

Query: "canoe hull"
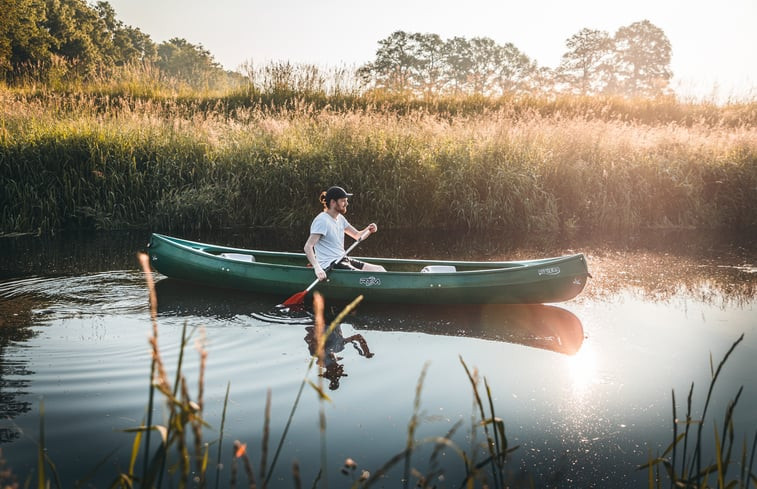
[147,233,589,305]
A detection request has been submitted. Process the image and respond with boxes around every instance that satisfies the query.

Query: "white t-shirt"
[310,212,351,269]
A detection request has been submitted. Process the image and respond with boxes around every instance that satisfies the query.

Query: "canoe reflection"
[353,302,585,356]
[154,279,584,356]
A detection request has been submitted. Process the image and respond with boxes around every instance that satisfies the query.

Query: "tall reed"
[2,84,756,235]
[640,333,757,488]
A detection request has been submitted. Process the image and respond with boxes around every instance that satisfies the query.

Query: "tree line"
[358,21,672,97]
[1,1,673,98]
[0,0,238,88]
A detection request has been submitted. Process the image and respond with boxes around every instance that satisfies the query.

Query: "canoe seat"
[220,253,255,262]
[420,265,456,273]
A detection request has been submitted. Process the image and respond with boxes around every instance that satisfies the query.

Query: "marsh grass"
[640,333,757,488]
[1,79,756,235]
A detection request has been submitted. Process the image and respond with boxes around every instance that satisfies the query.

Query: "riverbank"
[2,85,756,235]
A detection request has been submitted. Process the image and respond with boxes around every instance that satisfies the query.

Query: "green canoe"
[147,233,590,305]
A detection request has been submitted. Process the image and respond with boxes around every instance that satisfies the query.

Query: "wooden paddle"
[280,229,371,307]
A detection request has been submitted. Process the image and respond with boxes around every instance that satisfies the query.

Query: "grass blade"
[215,381,231,489]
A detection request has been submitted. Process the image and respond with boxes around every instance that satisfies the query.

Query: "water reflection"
[0,294,38,443]
[154,278,278,318]
[303,324,374,390]
[153,278,584,356]
[352,302,585,355]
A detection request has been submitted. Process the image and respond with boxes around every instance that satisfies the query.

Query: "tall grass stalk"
[215,381,231,489]
[36,399,45,489]
[2,84,756,235]
[691,334,744,484]
[32,399,63,489]
[403,362,429,489]
[460,357,514,487]
[640,333,757,488]
[141,254,158,484]
[313,292,330,489]
[136,252,214,489]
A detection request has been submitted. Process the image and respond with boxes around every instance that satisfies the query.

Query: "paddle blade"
[281,290,307,307]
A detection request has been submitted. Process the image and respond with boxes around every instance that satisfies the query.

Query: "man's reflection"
[304,324,374,390]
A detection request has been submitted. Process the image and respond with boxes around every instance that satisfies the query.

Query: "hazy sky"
[107,0,756,100]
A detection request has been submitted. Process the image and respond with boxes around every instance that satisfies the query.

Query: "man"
[304,186,386,281]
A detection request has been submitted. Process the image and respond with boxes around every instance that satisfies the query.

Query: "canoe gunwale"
[149,233,585,276]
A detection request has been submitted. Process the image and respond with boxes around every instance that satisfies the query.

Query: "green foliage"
[0,0,236,91]
[0,0,53,76]
[156,37,230,90]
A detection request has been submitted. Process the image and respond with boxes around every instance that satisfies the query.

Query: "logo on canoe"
[360,276,381,287]
[538,266,561,276]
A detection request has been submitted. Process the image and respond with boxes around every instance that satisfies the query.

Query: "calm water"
[1,230,755,488]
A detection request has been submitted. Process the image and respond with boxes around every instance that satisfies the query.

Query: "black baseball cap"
[324,186,353,202]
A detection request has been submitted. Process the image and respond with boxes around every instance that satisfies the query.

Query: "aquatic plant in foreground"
[640,333,757,488]
[131,252,518,488]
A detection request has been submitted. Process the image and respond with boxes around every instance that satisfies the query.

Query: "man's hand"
[315,265,327,281]
[367,223,378,234]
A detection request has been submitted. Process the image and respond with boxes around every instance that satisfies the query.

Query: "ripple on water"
[0,272,151,321]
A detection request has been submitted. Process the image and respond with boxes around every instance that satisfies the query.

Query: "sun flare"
[566,343,598,395]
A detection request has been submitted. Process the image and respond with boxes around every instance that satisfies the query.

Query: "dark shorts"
[330,257,366,271]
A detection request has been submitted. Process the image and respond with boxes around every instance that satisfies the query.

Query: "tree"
[408,32,445,95]
[0,0,53,77]
[156,38,224,87]
[357,30,418,91]
[612,20,672,96]
[494,42,537,94]
[557,28,614,95]
[360,31,547,96]
[442,36,475,94]
[113,25,157,64]
[44,0,110,75]
[467,37,500,95]
[1,0,158,81]
[93,1,155,65]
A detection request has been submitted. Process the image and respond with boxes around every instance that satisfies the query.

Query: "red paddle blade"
[281,290,307,307]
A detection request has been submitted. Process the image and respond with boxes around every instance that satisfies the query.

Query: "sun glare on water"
[566,342,599,396]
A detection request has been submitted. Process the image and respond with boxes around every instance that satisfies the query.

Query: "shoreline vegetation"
[1,67,756,236]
